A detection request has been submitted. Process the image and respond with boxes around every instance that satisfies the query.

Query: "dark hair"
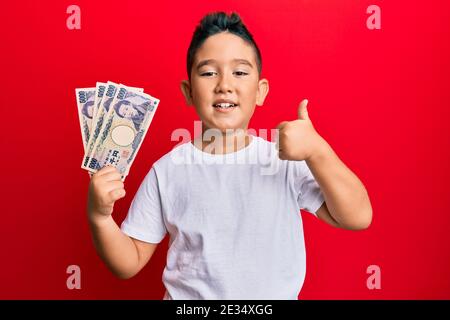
[187,12,262,79]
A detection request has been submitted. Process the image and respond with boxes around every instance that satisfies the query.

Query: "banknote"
[92,82,107,124]
[81,81,118,169]
[75,87,96,152]
[81,81,143,170]
[85,85,160,178]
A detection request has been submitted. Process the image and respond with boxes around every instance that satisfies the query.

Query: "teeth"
[214,103,235,108]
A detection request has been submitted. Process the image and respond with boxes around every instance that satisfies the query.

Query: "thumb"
[297,99,309,120]
[111,188,126,201]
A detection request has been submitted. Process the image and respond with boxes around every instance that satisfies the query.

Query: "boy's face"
[181,32,269,133]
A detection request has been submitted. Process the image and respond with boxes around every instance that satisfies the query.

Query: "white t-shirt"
[120,135,324,300]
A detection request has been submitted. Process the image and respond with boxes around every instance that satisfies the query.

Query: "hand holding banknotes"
[87,166,126,223]
[76,81,160,181]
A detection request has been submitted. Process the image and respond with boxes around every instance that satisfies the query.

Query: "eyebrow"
[196,59,254,70]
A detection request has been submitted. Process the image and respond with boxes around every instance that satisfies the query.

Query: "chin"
[213,122,246,134]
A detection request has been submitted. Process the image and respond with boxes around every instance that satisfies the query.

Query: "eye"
[200,71,217,77]
[234,71,249,76]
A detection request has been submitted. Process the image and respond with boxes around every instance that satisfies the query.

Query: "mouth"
[212,102,238,109]
[212,99,239,112]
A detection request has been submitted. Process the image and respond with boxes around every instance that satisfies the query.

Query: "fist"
[276,99,325,161]
[87,166,126,222]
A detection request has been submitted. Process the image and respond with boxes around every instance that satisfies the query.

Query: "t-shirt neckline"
[189,135,257,159]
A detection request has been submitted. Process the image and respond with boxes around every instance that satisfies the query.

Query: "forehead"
[194,32,256,66]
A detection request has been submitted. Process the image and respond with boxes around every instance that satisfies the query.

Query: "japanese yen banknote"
[76,81,160,181]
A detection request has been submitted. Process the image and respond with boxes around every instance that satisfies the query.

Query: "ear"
[180,80,194,106]
[255,78,269,106]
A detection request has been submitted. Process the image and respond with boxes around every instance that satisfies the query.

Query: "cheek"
[192,86,213,108]
[239,85,258,105]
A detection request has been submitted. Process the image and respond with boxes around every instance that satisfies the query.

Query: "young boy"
[87,12,372,300]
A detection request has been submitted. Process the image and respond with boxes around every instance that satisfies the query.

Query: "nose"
[214,73,233,94]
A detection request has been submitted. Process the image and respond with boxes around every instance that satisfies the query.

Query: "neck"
[193,125,252,155]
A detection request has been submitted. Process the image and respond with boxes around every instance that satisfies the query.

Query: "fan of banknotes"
[76,81,160,181]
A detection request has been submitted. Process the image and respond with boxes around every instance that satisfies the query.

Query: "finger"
[278,150,287,160]
[101,171,123,182]
[109,188,126,201]
[96,165,117,176]
[104,181,125,198]
[276,121,289,130]
[105,180,125,192]
[276,133,286,152]
[274,129,279,150]
[275,134,285,152]
[297,99,309,120]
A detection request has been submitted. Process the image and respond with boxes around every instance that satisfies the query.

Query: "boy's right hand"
[87,166,126,224]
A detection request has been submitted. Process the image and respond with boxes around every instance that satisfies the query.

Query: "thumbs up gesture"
[276,99,326,161]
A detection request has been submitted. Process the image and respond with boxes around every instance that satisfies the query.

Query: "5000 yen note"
[86,85,159,177]
[75,87,96,152]
[81,81,142,169]
[92,82,107,125]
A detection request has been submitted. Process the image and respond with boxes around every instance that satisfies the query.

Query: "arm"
[277,99,373,230]
[87,166,158,279]
[307,141,372,230]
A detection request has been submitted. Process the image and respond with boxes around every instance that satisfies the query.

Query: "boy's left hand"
[276,99,327,161]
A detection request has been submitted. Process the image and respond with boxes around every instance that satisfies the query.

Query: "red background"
[1,0,449,299]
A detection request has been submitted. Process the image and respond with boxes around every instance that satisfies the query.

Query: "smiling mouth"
[212,102,238,109]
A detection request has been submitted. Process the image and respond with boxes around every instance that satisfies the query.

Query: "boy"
[87,12,372,300]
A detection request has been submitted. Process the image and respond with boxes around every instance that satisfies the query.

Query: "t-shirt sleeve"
[120,167,167,243]
[294,161,325,216]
